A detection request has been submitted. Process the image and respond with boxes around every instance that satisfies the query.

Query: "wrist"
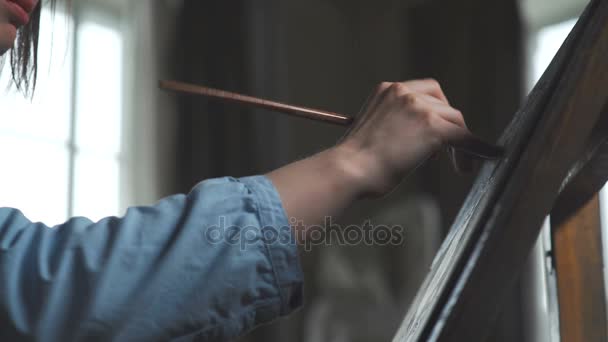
[328,142,389,198]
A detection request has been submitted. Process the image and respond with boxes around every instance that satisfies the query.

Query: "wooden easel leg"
[552,195,608,342]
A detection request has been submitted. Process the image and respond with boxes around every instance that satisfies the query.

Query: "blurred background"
[0,0,599,341]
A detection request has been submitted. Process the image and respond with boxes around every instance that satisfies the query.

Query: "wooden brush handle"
[159,80,353,126]
[159,79,503,161]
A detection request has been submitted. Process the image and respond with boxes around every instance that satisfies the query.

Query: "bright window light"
[0,10,72,143]
[0,6,125,225]
[532,16,608,311]
[75,20,123,156]
[73,17,123,221]
[73,153,120,221]
[0,9,73,225]
[0,135,70,225]
[530,18,577,86]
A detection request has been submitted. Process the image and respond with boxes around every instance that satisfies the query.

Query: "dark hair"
[7,0,54,95]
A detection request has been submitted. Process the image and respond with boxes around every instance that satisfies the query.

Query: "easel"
[393,0,608,340]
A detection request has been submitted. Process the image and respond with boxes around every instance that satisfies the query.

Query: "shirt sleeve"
[0,175,304,342]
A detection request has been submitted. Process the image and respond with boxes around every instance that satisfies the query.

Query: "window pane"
[0,9,73,143]
[73,153,120,221]
[530,18,577,86]
[0,8,73,226]
[71,10,124,221]
[74,19,123,156]
[0,136,69,225]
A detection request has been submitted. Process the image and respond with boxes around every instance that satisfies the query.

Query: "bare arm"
[268,79,470,241]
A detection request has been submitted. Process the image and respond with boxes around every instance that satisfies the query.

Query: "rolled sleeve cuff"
[238,175,304,316]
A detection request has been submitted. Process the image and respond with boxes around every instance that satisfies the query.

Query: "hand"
[267,78,490,230]
[337,79,473,196]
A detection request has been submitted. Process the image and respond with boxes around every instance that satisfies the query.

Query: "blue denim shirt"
[0,176,304,341]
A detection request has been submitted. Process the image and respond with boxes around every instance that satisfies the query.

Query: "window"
[72,8,124,221]
[531,14,608,322]
[525,17,579,342]
[529,18,578,86]
[0,3,126,225]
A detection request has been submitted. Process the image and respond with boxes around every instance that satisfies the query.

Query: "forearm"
[266,144,377,242]
[267,79,473,245]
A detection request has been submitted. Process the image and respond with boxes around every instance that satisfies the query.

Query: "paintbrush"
[159,80,504,163]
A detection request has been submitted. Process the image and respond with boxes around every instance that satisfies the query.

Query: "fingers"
[343,78,502,189]
[363,81,393,116]
[447,146,474,174]
[415,93,467,128]
[371,80,462,126]
[394,84,502,161]
[367,78,473,131]
[347,82,392,137]
[433,119,504,160]
[397,78,450,104]
[358,80,470,146]
[371,79,448,103]
[432,121,477,173]
[357,79,501,160]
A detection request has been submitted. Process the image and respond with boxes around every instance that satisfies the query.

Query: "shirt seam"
[237,177,288,315]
